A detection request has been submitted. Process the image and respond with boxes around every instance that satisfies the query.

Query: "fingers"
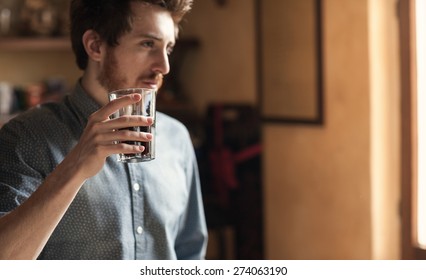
[103,142,146,155]
[86,94,153,133]
[79,94,154,162]
[98,129,153,144]
[106,115,154,130]
[90,94,142,122]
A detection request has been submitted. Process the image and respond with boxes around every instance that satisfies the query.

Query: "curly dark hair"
[70,0,193,70]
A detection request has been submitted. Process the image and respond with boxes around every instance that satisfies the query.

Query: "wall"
[263,0,401,259]
[264,0,372,259]
[178,0,257,113]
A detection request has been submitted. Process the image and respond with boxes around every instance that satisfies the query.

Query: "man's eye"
[141,41,154,48]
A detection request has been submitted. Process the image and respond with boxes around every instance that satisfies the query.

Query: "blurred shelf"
[0,37,71,51]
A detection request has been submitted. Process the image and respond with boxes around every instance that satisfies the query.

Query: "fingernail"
[146,117,154,125]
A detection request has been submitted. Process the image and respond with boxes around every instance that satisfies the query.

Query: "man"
[0,0,207,260]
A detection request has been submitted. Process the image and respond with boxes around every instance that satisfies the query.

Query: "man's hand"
[66,93,153,179]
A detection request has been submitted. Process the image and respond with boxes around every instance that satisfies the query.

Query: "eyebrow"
[134,32,160,41]
[137,33,175,46]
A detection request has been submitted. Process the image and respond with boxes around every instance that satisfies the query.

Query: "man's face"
[98,3,175,92]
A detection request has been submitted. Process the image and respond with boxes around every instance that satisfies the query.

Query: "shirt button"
[136,226,143,235]
[133,183,140,191]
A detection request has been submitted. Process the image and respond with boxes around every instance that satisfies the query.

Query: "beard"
[98,48,127,92]
[98,47,164,92]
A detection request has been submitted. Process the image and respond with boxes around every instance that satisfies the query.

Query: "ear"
[82,29,104,63]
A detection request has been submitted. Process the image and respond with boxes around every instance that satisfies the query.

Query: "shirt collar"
[67,80,102,124]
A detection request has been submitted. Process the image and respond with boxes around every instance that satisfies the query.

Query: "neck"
[80,70,109,106]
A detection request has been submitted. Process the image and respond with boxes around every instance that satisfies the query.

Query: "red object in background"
[208,105,262,208]
[203,103,263,259]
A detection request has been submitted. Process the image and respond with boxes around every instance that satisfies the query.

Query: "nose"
[152,48,170,76]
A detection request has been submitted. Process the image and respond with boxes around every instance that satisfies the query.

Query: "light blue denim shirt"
[0,82,208,260]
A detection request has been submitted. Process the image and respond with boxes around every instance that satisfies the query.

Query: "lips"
[140,75,163,89]
[141,80,159,89]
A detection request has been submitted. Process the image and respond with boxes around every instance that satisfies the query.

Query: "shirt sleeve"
[174,138,208,260]
[0,118,44,217]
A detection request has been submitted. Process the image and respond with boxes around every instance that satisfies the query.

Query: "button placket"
[127,164,146,257]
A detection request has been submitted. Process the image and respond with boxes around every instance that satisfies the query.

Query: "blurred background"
[0,0,423,259]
